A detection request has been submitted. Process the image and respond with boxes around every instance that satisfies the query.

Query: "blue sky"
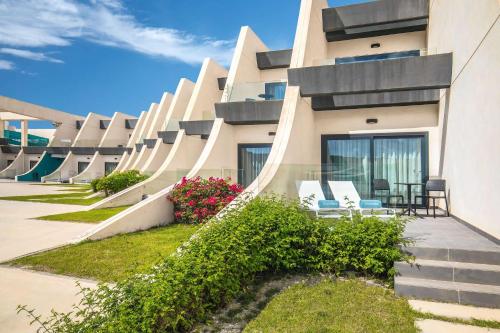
[0,0,367,128]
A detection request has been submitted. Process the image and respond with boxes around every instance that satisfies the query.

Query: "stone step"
[409,300,500,321]
[416,319,500,333]
[395,259,500,286]
[395,277,500,308]
[403,246,500,265]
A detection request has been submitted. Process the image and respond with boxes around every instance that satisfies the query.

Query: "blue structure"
[16,153,64,182]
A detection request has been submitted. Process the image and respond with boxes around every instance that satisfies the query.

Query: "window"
[29,160,38,169]
[78,162,90,174]
[264,82,287,100]
[238,144,272,188]
[321,133,428,204]
[104,162,118,176]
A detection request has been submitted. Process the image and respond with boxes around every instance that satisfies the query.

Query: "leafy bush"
[167,177,243,224]
[93,170,148,197]
[90,178,101,193]
[20,196,409,332]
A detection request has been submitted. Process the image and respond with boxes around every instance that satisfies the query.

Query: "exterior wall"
[0,96,81,147]
[88,58,227,211]
[144,93,173,139]
[70,112,135,183]
[120,104,159,171]
[0,151,25,178]
[98,112,134,148]
[72,113,109,147]
[42,113,109,182]
[223,26,288,103]
[429,0,500,238]
[324,31,427,64]
[0,153,17,170]
[140,79,195,174]
[115,111,147,172]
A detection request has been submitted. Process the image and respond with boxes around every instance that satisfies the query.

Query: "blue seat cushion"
[318,200,340,209]
[360,200,382,209]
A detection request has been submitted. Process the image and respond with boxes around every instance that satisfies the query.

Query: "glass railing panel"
[313,48,437,66]
[226,81,287,103]
[335,50,421,64]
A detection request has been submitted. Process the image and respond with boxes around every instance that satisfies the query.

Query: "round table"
[394,182,425,217]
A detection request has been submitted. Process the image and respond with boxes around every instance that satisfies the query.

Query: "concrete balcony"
[46,147,70,155]
[22,146,48,155]
[143,139,158,148]
[215,100,283,125]
[1,146,21,154]
[157,131,178,144]
[97,147,130,155]
[70,147,97,155]
[179,120,214,139]
[288,53,452,97]
[311,90,440,111]
[256,49,293,70]
[323,0,429,42]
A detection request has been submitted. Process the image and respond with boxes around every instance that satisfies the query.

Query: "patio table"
[394,182,425,218]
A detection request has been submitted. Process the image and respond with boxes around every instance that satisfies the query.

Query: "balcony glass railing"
[225,81,287,103]
[335,50,420,64]
[314,48,436,66]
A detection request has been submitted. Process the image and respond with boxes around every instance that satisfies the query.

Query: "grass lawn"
[10,224,199,282]
[0,192,101,205]
[244,279,418,333]
[35,206,130,223]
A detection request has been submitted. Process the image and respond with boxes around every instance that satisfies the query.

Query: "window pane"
[238,145,272,188]
[325,138,371,199]
[374,137,424,203]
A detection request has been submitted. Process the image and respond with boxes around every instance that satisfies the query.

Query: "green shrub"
[20,196,409,332]
[93,170,148,197]
[90,178,101,193]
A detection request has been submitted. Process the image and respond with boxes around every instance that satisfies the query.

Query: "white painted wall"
[87,59,227,211]
[429,0,500,238]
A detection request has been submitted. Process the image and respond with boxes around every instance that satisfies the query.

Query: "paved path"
[0,181,93,262]
[0,181,97,332]
[0,267,96,333]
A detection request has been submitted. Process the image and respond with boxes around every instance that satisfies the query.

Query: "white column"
[21,120,28,146]
[0,120,4,138]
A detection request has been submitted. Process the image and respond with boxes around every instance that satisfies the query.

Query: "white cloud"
[0,59,14,70]
[0,48,63,63]
[0,0,234,66]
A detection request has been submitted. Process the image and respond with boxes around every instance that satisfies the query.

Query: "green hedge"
[21,196,409,332]
[91,170,148,197]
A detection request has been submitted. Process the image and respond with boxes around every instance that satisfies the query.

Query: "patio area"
[404,215,499,252]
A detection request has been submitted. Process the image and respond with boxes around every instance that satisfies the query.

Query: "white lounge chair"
[328,181,396,218]
[296,180,350,218]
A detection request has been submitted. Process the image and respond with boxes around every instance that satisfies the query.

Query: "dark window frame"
[321,132,429,203]
[237,143,273,187]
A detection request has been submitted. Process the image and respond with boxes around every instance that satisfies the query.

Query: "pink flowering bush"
[167,176,244,224]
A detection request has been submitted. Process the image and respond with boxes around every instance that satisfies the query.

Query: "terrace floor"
[404,215,499,252]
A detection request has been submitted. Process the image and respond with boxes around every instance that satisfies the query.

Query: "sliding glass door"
[238,144,272,188]
[322,133,428,203]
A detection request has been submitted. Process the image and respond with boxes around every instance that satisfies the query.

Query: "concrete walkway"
[0,180,97,332]
[0,267,96,333]
[0,180,93,262]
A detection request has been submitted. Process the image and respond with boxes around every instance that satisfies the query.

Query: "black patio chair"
[373,179,404,209]
[414,179,450,218]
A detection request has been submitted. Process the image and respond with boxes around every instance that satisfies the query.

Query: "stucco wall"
[429,0,500,238]
[88,59,227,210]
